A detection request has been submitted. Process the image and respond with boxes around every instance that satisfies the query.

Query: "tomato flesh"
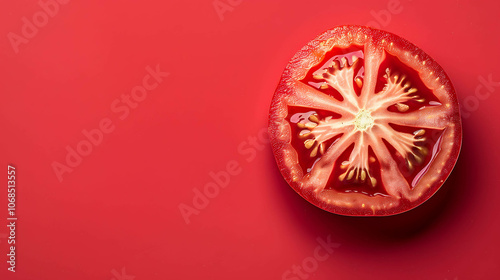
[269,26,462,216]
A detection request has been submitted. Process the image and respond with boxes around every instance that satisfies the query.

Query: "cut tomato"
[268,25,462,216]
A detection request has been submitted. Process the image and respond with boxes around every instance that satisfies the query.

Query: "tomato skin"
[268,25,462,216]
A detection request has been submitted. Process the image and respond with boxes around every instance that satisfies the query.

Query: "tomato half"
[268,25,462,216]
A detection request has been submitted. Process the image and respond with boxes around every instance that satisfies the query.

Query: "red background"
[1,0,499,279]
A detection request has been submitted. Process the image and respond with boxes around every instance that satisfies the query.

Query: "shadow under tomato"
[269,121,472,247]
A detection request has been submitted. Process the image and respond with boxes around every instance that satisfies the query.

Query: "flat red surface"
[0,0,499,279]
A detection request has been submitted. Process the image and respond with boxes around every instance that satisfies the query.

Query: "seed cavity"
[381,68,431,113]
[339,167,377,187]
[296,113,333,158]
[416,146,429,157]
[414,154,424,164]
[401,131,429,171]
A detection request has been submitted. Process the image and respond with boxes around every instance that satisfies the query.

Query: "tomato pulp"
[268,26,462,216]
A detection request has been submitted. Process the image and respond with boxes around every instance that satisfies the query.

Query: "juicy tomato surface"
[268,25,462,216]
